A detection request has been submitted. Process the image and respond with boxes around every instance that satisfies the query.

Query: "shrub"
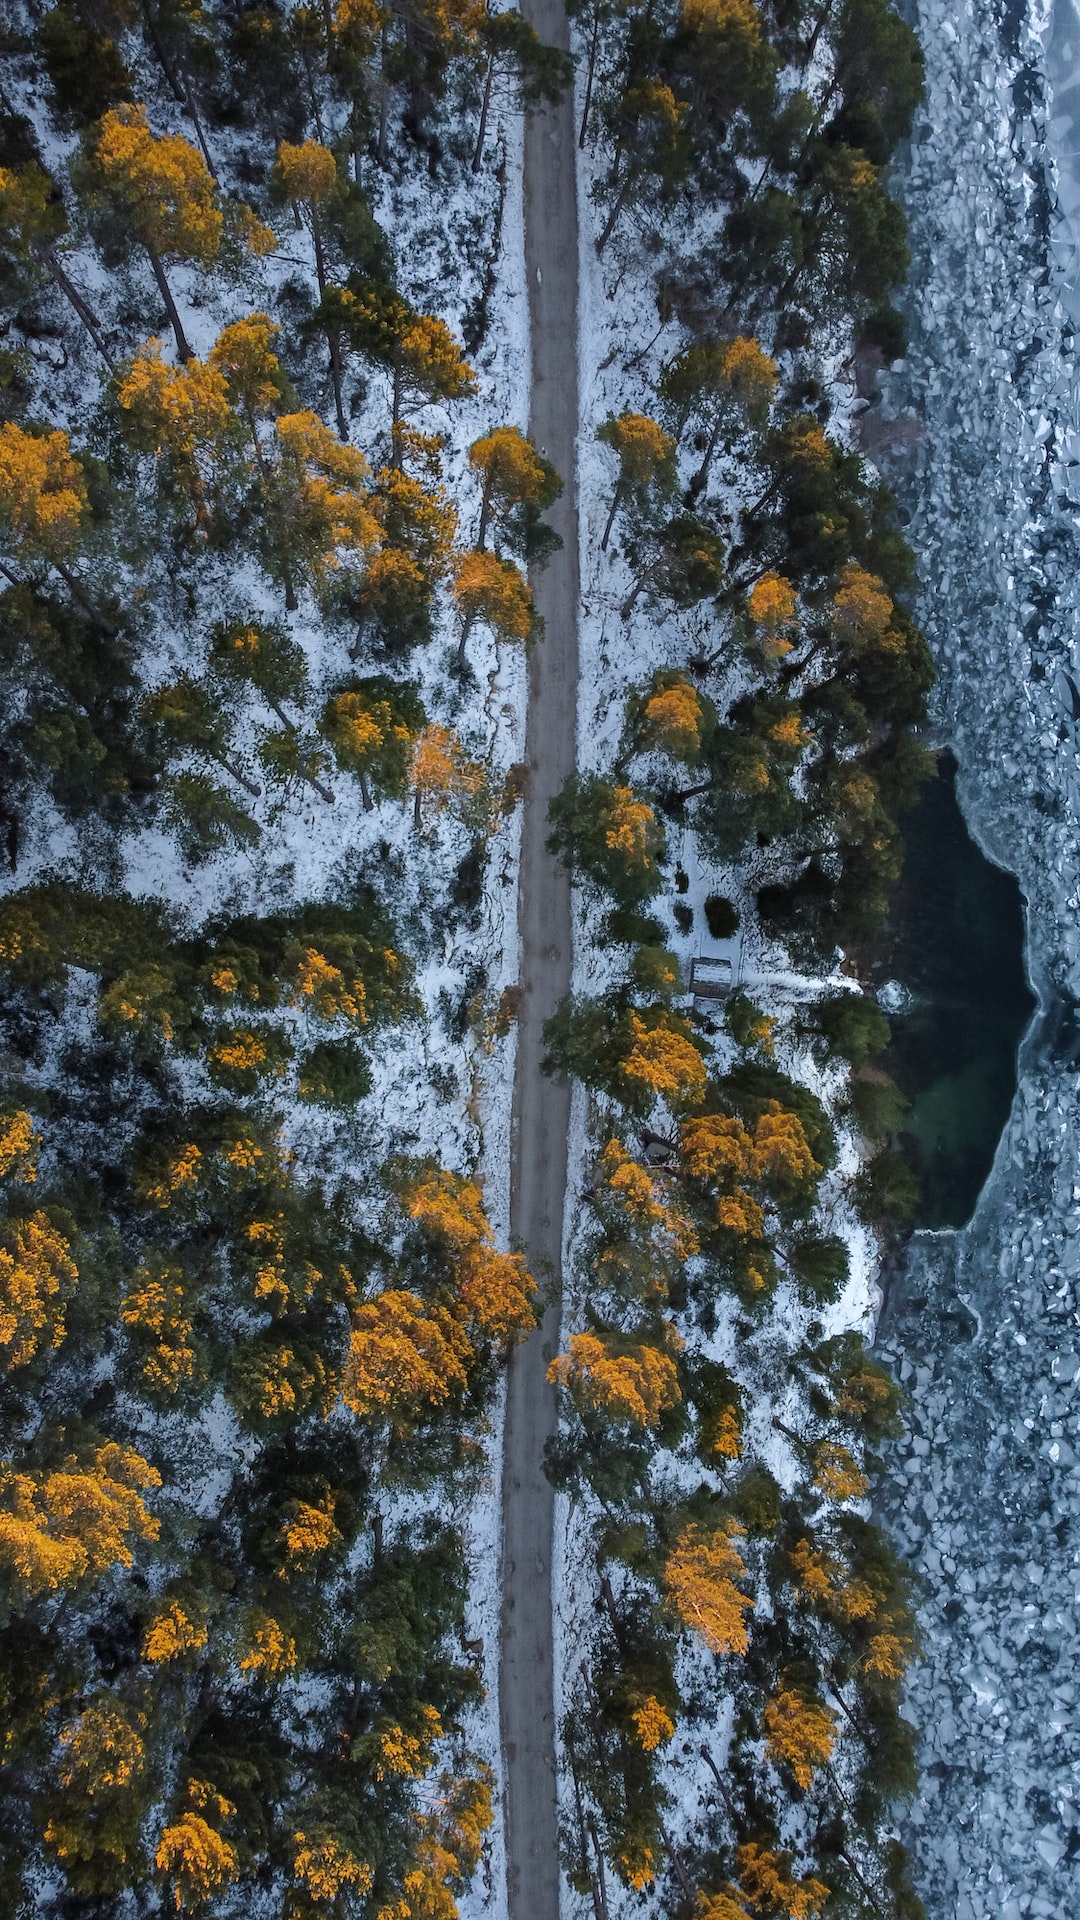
[814,990,890,1067]
[296,1042,371,1107]
[704,894,739,940]
[790,1235,850,1306]
[731,1463,782,1536]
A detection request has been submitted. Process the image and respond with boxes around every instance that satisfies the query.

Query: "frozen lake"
[873,0,1080,1912]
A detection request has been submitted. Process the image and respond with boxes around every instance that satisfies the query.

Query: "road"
[500,1,580,1916]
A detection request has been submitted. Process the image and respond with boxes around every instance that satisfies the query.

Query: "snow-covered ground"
[871,0,1080,1910]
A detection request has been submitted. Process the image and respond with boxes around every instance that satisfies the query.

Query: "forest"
[0,0,929,1916]
[542,0,931,1915]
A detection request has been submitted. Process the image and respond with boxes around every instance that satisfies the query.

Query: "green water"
[878,755,1035,1230]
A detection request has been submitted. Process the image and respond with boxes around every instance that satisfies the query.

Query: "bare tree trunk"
[146,244,192,362]
[455,613,475,669]
[51,555,117,634]
[266,698,335,802]
[802,0,840,70]
[600,481,622,551]
[35,244,114,368]
[660,1827,695,1904]
[689,412,724,496]
[579,9,600,148]
[620,569,648,620]
[308,207,348,441]
[475,476,493,550]
[241,403,298,612]
[586,1816,612,1920]
[140,4,217,176]
[596,176,631,256]
[359,766,373,812]
[471,52,497,174]
[390,359,404,466]
[214,750,262,799]
[377,25,391,167]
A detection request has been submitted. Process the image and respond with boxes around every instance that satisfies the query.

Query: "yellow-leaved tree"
[451,549,534,668]
[662,334,777,493]
[0,1211,79,1370]
[400,1168,536,1348]
[408,723,485,831]
[274,139,350,436]
[621,1013,707,1110]
[292,1827,373,1902]
[0,1109,39,1183]
[342,1290,472,1424]
[121,1259,197,1396]
[734,1842,829,1919]
[548,1328,682,1429]
[156,1797,239,1912]
[0,421,93,615]
[115,338,234,524]
[91,104,275,347]
[468,425,560,549]
[596,410,676,549]
[0,1441,160,1599]
[762,1681,836,1790]
[831,562,894,650]
[663,1519,753,1655]
[91,106,223,363]
[639,673,705,761]
[748,571,798,658]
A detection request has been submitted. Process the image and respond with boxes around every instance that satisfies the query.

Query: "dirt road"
[500,3,580,1916]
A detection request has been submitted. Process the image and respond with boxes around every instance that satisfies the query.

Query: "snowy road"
[500,3,580,1918]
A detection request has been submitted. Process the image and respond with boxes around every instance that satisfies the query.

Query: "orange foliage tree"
[0,1211,78,1369]
[468,425,560,548]
[548,1328,682,1429]
[400,1167,536,1348]
[596,410,676,549]
[621,1013,707,1111]
[0,1441,160,1599]
[452,549,534,667]
[762,1682,836,1790]
[408,724,485,830]
[342,1290,472,1423]
[734,1842,829,1919]
[748,571,798,659]
[663,1519,753,1655]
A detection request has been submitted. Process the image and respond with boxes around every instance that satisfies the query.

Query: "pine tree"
[89,105,224,362]
[452,549,534,667]
[143,675,262,798]
[469,10,573,173]
[0,1110,40,1185]
[468,426,560,549]
[320,677,424,810]
[596,411,677,550]
[762,1682,836,1790]
[0,1210,79,1369]
[0,160,113,365]
[408,724,486,831]
[660,335,777,494]
[0,422,92,613]
[548,1329,681,1428]
[332,283,477,458]
[156,1808,239,1912]
[595,79,688,255]
[0,1441,160,1600]
[342,1290,472,1422]
[265,410,379,607]
[115,338,235,525]
[274,139,350,436]
[663,1520,752,1656]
